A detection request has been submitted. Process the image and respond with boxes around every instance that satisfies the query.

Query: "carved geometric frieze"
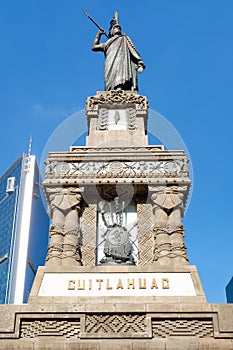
[45,159,188,178]
[137,204,154,265]
[20,319,80,339]
[80,204,97,266]
[1,311,233,342]
[70,146,164,153]
[152,318,214,338]
[85,314,147,336]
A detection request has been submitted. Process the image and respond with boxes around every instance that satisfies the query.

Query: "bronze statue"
[88,10,145,91]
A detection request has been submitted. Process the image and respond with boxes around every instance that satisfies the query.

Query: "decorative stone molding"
[1,305,233,346]
[70,146,164,153]
[152,318,214,338]
[149,185,189,264]
[96,107,138,131]
[86,90,148,115]
[85,314,147,336]
[45,159,188,177]
[20,319,80,339]
[127,107,137,130]
[97,108,109,130]
[137,203,154,265]
[46,187,83,266]
[17,315,215,340]
[80,204,97,266]
[153,227,188,262]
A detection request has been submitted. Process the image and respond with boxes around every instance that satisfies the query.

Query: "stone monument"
[0,11,232,350]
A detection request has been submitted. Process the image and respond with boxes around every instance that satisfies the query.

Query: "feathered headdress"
[108,10,120,37]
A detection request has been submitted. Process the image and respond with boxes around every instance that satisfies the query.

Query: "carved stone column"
[46,187,83,266]
[150,185,189,265]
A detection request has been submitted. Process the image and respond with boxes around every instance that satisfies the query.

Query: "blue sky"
[0,0,233,303]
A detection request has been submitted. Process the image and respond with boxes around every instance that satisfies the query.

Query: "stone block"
[67,342,98,350]
[29,296,53,305]
[165,338,198,350]
[85,303,116,313]
[103,296,130,304]
[115,303,146,312]
[0,340,34,350]
[34,340,66,350]
[133,340,165,350]
[213,304,233,332]
[128,296,156,304]
[98,340,132,350]
[55,303,86,313]
[0,305,18,332]
[78,296,105,305]
[26,302,54,312]
[198,338,233,349]
[177,303,213,313]
[146,302,182,313]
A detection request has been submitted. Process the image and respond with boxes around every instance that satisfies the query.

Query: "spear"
[83,10,109,39]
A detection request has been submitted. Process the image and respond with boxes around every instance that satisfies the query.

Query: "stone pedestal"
[0,91,232,349]
[0,291,233,349]
[29,265,206,303]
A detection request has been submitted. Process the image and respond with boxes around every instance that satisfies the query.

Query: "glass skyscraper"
[226,277,233,303]
[0,154,49,304]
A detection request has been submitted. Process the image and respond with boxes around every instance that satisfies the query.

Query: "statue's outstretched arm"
[92,29,105,52]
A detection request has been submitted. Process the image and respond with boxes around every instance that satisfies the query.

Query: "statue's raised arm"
[91,10,145,91]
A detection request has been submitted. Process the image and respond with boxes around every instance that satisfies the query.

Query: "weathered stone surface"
[67,343,99,350]
[34,342,67,350]
[80,204,97,266]
[214,304,233,332]
[0,305,19,333]
[1,341,35,350]
[28,265,206,303]
[0,302,232,344]
[165,338,198,350]
[2,90,231,350]
[99,340,133,350]
[133,341,166,350]
[198,339,233,350]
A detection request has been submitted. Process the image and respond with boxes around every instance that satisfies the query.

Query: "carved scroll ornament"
[86,90,148,112]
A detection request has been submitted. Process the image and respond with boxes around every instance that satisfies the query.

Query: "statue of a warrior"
[92,11,145,91]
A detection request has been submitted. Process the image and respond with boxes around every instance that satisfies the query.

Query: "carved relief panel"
[96,198,138,265]
[97,107,137,131]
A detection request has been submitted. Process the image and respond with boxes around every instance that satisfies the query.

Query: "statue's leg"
[46,208,64,266]
[153,207,171,265]
[63,209,82,266]
[168,208,188,264]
